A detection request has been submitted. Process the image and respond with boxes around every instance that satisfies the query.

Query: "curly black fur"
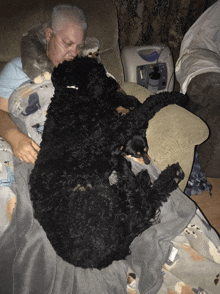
[30,56,187,269]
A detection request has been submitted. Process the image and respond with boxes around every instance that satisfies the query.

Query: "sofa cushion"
[146,104,209,191]
[0,62,8,73]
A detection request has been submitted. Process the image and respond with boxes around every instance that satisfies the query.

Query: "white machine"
[121,45,174,93]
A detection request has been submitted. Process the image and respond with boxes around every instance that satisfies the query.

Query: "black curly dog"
[30,56,187,269]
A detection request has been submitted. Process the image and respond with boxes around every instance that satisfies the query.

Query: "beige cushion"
[147,105,209,191]
[120,82,153,102]
[121,82,209,191]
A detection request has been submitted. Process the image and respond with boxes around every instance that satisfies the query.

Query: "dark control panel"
[137,63,167,93]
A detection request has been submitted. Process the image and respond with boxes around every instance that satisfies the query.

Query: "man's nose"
[68,46,77,58]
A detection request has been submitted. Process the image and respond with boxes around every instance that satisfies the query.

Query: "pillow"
[8,80,54,146]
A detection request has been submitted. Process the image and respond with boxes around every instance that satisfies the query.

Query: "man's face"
[46,22,85,67]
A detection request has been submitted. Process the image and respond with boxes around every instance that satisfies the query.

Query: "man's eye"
[63,41,72,46]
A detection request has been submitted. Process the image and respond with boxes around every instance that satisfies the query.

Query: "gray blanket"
[0,152,198,293]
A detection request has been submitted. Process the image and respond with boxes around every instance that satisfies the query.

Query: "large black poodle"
[29,56,188,269]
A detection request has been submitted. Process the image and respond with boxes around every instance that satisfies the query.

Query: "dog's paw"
[173,163,184,184]
[168,163,185,184]
[174,167,185,184]
[73,184,86,191]
[73,183,94,191]
[156,163,184,191]
[116,106,130,116]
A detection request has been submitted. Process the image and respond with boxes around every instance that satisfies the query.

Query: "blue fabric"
[0,57,30,99]
[185,152,212,197]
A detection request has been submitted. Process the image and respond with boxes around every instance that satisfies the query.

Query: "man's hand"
[0,98,40,164]
[11,132,40,164]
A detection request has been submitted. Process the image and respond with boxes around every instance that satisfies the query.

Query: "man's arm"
[0,97,40,164]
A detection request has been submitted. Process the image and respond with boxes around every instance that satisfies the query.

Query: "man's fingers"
[25,148,39,164]
[31,140,40,152]
[18,152,36,164]
[26,152,37,164]
[16,140,40,164]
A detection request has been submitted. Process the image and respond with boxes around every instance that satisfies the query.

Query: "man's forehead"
[57,21,83,33]
[57,22,84,41]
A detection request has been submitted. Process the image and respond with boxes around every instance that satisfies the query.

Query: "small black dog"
[30,56,187,269]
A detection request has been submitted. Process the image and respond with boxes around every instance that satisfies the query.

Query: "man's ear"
[45,27,53,42]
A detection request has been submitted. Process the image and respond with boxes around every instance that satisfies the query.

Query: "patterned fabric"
[9,80,54,146]
[0,80,54,235]
[0,139,16,233]
[185,152,212,197]
[160,211,220,293]
[0,139,15,187]
[112,0,207,64]
[128,210,220,294]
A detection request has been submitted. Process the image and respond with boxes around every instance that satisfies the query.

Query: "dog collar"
[66,85,79,90]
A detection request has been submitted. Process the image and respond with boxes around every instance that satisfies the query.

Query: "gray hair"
[48,4,87,34]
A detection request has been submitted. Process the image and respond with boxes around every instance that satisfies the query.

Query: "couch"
[0,0,209,191]
[175,0,220,178]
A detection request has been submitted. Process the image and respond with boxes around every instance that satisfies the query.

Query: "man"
[0,4,86,164]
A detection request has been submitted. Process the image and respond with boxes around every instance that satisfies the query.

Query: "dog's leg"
[137,92,189,122]
[152,163,184,197]
[130,164,184,226]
